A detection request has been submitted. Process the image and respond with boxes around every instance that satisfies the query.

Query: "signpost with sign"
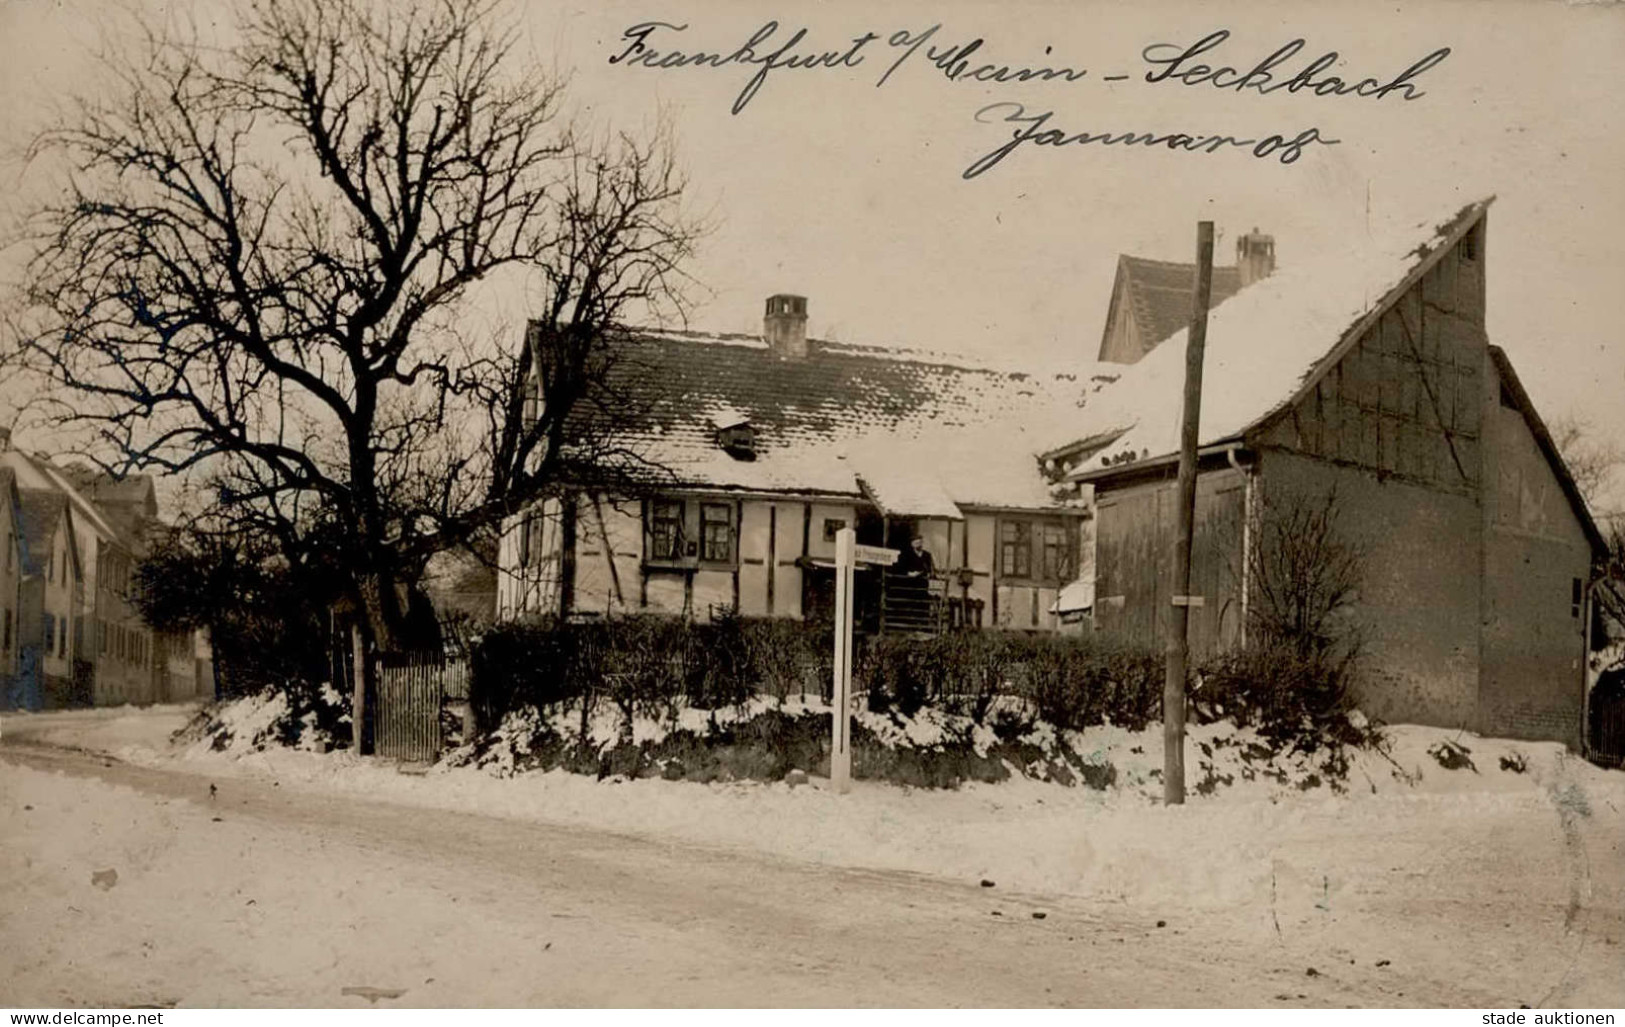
[830,530,898,795]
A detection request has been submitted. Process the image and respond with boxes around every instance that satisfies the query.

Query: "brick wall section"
[1259,449,1483,728]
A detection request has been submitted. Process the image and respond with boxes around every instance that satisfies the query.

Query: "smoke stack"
[1236,228,1276,287]
[0,427,10,451]
[763,294,808,360]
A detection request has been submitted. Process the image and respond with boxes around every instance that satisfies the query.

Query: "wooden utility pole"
[1165,220,1216,806]
[831,527,856,794]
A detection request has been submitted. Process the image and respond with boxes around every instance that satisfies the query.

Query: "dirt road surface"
[2,724,1620,1007]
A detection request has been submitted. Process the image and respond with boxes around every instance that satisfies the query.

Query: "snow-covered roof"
[705,404,751,431]
[1052,577,1095,614]
[853,456,965,521]
[569,331,1092,512]
[0,450,124,545]
[1053,199,1495,477]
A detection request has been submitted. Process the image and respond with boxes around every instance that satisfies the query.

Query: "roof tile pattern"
[577,331,1088,510]
[1119,257,1244,353]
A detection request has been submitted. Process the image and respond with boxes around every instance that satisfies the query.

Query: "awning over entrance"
[851,461,964,521]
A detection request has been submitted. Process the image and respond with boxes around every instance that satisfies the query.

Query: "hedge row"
[469,614,834,732]
[469,615,1169,734]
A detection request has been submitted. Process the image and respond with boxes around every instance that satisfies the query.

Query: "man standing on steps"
[897,535,935,579]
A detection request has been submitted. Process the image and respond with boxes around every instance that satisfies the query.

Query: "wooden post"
[350,621,371,756]
[1165,220,1215,807]
[831,527,856,794]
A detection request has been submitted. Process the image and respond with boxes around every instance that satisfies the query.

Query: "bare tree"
[1551,414,1624,515]
[1247,485,1367,663]
[9,0,701,671]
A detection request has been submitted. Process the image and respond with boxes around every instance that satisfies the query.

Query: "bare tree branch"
[9,0,705,650]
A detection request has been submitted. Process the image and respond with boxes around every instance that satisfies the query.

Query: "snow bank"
[51,695,1614,918]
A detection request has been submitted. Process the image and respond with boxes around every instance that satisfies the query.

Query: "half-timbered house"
[496,296,1093,633]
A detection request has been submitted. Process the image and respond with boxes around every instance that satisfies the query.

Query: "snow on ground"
[0,704,198,758]
[12,699,1623,924]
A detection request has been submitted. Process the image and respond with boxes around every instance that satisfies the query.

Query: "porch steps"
[882,573,942,636]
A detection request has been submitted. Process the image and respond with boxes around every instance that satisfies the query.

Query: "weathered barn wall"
[1092,467,1245,656]
[1259,449,1482,728]
[1479,359,1591,745]
[1257,249,1485,498]
[1244,223,1537,733]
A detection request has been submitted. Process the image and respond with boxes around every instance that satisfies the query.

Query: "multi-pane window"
[645,499,736,564]
[1040,522,1072,580]
[701,504,733,563]
[1000,521,1032,578]
[1000,519,1073,582]
[43,613,55,653]
[649,501,683,560]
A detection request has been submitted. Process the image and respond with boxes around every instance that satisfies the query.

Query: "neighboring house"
[1098,228,1275,364]
[0,468,23,682]
[1043,198,1605,747]
[498,294,1093,633]
[66,469,203,703]
[0,434,211,708]
[14,488,83,708]
[423,548,498,626]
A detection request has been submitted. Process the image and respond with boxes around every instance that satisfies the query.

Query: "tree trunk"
[350,619,371,755]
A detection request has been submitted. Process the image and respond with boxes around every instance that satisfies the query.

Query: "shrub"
[468,616,582,731]
[859,635,936,715]
[1008,634,1162,732]
[1193,641,1362,751]
[933,631,1017,723]
[855,631,1162,730]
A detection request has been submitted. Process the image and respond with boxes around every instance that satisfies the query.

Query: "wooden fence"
[375,653,459,764]
[1590,670,1625,768]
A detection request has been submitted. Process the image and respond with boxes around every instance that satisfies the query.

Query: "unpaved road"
[2,734,1620,1007]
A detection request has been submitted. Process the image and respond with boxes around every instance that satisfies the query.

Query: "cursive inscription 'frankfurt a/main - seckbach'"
[607,21,1452,175]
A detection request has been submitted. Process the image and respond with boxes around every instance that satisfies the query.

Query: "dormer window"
[717,423,757,461]
[706,405,756,461]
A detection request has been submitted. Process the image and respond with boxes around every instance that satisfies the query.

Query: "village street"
[2,710,1622,1009]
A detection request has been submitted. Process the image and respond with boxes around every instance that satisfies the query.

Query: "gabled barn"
[1045,198,1606,746]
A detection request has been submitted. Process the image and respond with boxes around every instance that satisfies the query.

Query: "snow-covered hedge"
[471,616,1169,734]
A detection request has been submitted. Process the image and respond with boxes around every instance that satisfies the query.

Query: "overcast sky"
[2,0,1622,501]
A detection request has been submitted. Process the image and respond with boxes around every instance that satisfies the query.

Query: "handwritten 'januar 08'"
[607,21,1451,173]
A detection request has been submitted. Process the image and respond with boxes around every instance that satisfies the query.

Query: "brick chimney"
[1236,228,1276,287]
[763,294,808,359]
